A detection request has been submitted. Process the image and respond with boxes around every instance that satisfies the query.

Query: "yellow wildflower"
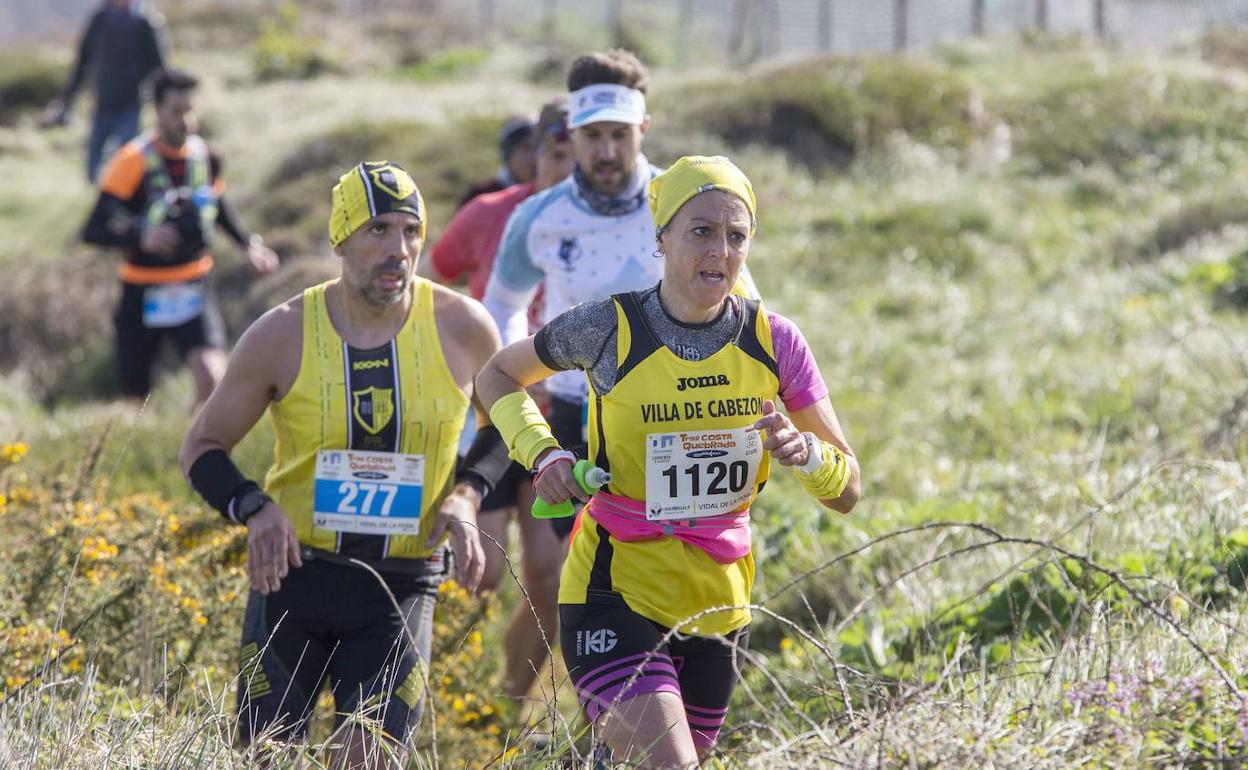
[1,443,29,464]
[81,536,119,562]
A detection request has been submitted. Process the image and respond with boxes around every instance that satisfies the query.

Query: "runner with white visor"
[482,49,758,541]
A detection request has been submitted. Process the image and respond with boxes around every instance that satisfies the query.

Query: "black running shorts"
[560,595,749,751]
[236,551,447,745]
[114,279,225,397]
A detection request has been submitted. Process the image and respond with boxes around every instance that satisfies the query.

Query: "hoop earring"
[652,248,664,259]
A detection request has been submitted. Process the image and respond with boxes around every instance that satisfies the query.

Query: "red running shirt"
[430,182,544,333]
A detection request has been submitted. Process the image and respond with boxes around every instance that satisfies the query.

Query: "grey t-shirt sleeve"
[534,299,617,373]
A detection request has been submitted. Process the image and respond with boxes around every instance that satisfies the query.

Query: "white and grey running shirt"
[483,160,664,404]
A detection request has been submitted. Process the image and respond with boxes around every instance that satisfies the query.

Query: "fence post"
[607,0,623,46]
[674,0,693,67]
[972,0,985,36]
[1094,0,1107,39]
[818,0,832,51]
[543,0,558,41]
[728,0,749,61]
[895,0,909,51]
[479,0,495,41]
[1036,0,1048,30]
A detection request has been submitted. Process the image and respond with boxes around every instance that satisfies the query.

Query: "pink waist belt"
[586,491,752,565]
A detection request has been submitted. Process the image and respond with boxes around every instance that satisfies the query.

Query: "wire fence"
[7,0,1248,59]
[344,0,1248,66]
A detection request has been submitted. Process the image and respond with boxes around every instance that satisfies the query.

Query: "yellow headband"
[648,155,756,233]
[329,161,427,247]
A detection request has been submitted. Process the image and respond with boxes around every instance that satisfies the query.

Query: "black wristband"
[458,473,490,501]
[455,425,510,500]
[188,449,255,520]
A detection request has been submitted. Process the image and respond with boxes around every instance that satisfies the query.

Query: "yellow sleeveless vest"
[559,293,781,634]
[263,279,468,559]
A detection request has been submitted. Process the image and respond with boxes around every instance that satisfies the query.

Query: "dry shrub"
[999,65,1248,176]
[0,50,65,126]
[1199,26,1248,71]
[658,55,982,171]
[255,117,499,256]
[0,255,116,399]
[213,256,341,337]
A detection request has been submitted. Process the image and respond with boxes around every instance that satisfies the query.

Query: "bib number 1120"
[336,481,398,515]
[660,460,750,498]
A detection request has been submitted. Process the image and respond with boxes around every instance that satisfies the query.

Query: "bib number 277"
[334,481,398,515]
[313,450,424,535]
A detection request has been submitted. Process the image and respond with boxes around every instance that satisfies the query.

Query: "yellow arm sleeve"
[795,440,852,501]
[488,391,560,470]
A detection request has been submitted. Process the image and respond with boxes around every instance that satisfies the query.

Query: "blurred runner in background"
[460,114,537,207]
[82,67,278,406]
[421,97,576,701]
[44,0,169,183]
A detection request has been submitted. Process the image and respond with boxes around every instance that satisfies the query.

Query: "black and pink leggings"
[560,597,749,750]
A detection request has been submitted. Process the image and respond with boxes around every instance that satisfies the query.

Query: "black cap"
[499,115,535,160]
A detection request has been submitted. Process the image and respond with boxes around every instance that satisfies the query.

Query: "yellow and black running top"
[559,291,782,635]
[263,279,468,561]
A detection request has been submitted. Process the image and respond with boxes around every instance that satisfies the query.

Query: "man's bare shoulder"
[429,282,501,371]
[431,282,494,335]
[230,288,308,366]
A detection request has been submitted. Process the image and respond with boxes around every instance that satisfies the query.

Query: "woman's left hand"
[754,399,809,467]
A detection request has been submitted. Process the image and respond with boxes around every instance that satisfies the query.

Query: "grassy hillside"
[5,5,1248,767]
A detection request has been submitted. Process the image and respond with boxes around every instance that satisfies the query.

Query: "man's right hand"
[140,223,180,257]
[245,503,303,594]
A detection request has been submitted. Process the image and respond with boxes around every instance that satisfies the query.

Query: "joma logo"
[676,374,730,391]
[353,359,390,371]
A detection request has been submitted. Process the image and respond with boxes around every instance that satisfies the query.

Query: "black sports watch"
[234,488,274,525]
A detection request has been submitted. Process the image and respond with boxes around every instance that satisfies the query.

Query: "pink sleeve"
[767,311,828,412]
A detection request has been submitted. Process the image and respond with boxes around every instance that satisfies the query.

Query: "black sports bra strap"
[615,291,662,380]
[735,298,779,378]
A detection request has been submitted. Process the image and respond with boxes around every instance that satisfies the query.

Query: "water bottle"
[531,459,610,519]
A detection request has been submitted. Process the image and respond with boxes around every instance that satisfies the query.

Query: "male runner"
[83,67,278,405]
[482,49,759,540]
[180,162,510,768]
[460,115,537,206]
[422,98,575,699]
[46,0,168,182]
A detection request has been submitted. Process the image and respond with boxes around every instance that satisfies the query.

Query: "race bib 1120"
[644,426,763,521]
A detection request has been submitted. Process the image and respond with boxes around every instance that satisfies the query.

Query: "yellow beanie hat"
[329,161,427,247]
[648,155,756,232]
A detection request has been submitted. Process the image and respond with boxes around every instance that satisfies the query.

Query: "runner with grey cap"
[461,115,538,207]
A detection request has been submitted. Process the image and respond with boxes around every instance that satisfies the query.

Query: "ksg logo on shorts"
[578,628,618,656]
